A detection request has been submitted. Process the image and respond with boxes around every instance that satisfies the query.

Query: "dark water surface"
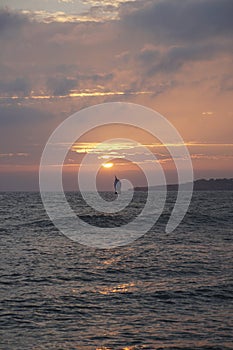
[0,191,232,349]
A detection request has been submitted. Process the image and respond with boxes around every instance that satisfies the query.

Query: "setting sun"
[102,162,114,169]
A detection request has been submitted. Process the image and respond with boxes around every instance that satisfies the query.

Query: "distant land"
[134,178,233,191]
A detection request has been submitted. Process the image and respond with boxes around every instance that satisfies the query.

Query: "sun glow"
[102,162,113,169]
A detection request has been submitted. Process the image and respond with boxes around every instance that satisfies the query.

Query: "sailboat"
[114,176,121,194]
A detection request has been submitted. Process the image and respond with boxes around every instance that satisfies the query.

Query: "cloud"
[122,0,233,43]
[0,78,31,96]
[138,45,160,65]
[0,152,29,158]
[75,72,114,87]
[82,0,137,20]
[220,76,233,92]
[59,0,74,3]
[86,72,114,83]
[0,105,52,126]
[142,43,221,76]
[0,6,231,97]
[0,8,28,36]
[0,1,136,24]
[83,0,136,5]
[20,10,95,23]
[0,105,56,163]
[47,77,77,96]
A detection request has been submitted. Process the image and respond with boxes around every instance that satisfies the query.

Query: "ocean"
[0,191,232,350]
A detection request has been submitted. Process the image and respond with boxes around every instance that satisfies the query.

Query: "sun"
[102,162,113,169]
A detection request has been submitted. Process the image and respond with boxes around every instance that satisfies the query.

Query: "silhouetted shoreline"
[134,178,233,191]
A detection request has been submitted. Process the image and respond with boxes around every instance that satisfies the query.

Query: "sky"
[0,0,233,191]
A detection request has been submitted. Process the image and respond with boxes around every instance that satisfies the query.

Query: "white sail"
[114,177,121,194]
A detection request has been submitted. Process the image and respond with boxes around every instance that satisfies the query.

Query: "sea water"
[0,191,232,349]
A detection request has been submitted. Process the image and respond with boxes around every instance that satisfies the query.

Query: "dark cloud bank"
[122,0,233,42]
[0,7,28,36]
